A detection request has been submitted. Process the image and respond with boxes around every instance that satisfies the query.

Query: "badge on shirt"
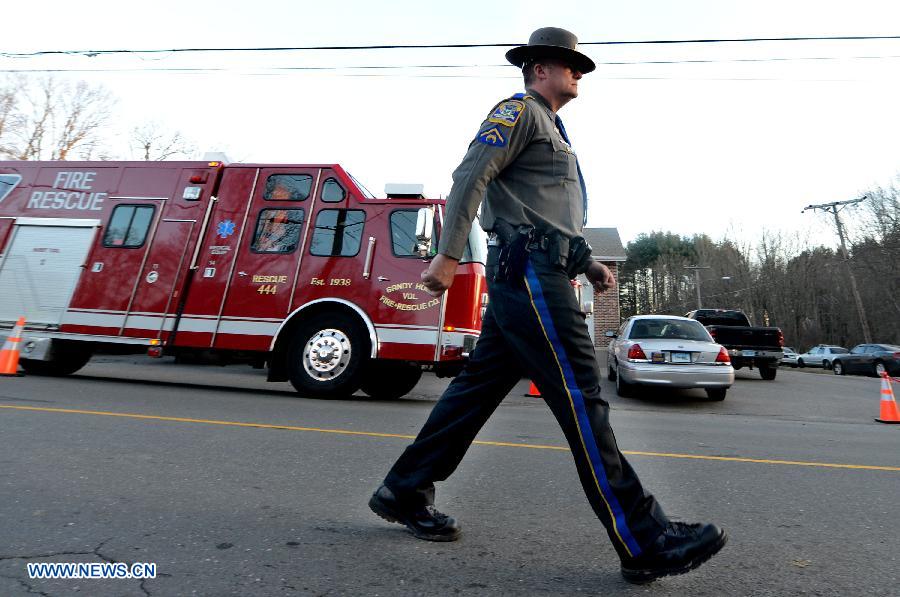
[488,100,525,127]
[477,126,507,147]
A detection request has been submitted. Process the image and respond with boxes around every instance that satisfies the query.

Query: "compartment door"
[122,220,194,338]
[0,219,98,325]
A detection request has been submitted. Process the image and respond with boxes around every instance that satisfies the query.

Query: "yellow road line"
[621,451,900,471]
[2,404,899,472]
[0,405,416,439]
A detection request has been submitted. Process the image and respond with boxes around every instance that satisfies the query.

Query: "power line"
[600,54,900,65]
[0,69,877,83]
[0,67,522,79]
[0,65,499,74]
[3,34,900,58]
[2,53,900,79]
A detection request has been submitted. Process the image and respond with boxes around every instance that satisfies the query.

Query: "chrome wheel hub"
[303,328,351,381]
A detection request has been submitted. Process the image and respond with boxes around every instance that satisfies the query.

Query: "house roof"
[583,228,626,262]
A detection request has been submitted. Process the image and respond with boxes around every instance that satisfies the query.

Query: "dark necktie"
[554,114,588,227]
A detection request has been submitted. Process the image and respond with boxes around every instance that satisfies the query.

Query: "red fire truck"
[0,161,487,399]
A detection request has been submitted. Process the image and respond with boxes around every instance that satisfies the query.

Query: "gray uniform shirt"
[437,90,584,262]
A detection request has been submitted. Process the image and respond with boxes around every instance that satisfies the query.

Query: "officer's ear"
[532,61,551,81]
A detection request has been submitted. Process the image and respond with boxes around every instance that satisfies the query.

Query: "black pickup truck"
[685,309,784,380]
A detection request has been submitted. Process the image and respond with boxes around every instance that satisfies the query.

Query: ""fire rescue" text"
[27,171,107,211]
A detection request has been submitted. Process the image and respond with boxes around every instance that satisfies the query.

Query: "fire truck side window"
[390,209,439,257]
[310,209,365,257]
[320,178,346,203]
[102,205,156,248]
[251,208,305,253]
[263,174,312,201]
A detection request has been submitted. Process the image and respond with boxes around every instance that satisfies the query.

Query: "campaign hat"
[505,27,595,74]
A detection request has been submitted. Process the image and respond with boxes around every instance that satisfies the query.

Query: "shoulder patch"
[488,100,525,127]
[477,126,507,147]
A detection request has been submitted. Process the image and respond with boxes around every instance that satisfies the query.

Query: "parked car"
[796,345,848,369]
[606,315,735,400]
[781,346,800,368]
[831,344,900,377]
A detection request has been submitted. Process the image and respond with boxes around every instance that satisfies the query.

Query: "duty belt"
[487,231,552,252]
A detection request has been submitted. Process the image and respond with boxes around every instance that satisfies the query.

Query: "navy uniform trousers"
[384,246,668,559]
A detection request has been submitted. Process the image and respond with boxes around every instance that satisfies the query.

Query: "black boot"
[368,485,462,542]
[620,522,726,583]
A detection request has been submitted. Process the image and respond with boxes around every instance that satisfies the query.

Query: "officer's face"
[542,60,582,102]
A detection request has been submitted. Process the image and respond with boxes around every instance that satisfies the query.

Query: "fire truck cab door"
[366,207,444,361]
[65,200,163,335]
[214,168,317,351]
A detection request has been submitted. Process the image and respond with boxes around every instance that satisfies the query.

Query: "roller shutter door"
[0,221,96,325]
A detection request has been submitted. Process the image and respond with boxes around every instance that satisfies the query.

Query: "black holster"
[493,219,532,283]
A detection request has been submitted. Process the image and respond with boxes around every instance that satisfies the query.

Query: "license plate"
[743,350,756,357]
[671,352,691,363]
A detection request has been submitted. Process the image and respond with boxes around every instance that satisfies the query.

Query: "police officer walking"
[369,27,726,583]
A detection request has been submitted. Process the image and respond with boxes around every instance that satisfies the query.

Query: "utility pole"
[802,196,872,343]
[684,265,711,309]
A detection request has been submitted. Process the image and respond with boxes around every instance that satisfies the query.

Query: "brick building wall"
[580,227,628,348]
[593,261,621,347]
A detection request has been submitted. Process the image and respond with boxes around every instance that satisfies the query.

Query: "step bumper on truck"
[727,347,783,367]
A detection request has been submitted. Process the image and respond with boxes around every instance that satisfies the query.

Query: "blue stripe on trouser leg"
[523,259,643,558]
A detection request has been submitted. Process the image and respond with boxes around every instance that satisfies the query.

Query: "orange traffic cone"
[526,380,541,397]
[0,317,26,377]
[875,371,900,424]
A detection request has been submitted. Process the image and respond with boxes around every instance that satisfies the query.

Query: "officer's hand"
[421,254,459,297]
[585,261,615,294]
[566,237,593,278]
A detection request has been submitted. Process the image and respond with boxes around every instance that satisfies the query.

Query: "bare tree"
[0,76,115,160]
[852,184,900,340]
[131,121,195,161]
[615,193,899,347]
[0,77,23,157]
[859,184,900,242]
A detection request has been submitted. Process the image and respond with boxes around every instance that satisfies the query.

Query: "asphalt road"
[1,355,898,596]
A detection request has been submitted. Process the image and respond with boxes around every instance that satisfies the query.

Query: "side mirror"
[415,207,435,257]
[605,330,617,338]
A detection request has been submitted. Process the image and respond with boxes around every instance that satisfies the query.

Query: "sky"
[4,0,900,251]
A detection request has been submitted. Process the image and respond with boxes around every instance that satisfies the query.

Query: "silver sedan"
[781,347,800,367]
[606,315,735,400]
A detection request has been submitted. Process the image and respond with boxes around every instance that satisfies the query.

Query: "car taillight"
[778,330,784,347]
[893,352,900,359]
[715,347,731,363]
[627,344,647,360]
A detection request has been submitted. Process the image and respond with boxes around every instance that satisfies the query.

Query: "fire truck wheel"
[288,314,368,398]
[20,341,93,376]
[360,361,423,400]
